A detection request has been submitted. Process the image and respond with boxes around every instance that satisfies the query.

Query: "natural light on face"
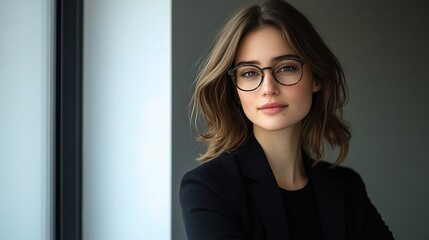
[234,26,320,135]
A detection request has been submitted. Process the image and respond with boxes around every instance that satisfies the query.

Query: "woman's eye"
[278,65,296,72]
[241,71,259,78]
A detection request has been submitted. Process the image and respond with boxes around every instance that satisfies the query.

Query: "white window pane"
[0,0,54,239]
[83,1,171,239]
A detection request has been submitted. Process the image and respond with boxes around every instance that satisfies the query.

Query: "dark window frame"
[55,0,83,239]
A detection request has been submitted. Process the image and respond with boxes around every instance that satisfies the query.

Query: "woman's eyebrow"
[272,54,300,62]
[236,54,300,66]
[236,60,259,66]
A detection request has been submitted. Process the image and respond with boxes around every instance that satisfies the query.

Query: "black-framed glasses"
[228,57,305,91]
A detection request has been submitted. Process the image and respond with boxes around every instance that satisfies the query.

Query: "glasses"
[228,57,305,91]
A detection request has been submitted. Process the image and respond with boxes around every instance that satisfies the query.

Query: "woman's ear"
[312,79,321,93]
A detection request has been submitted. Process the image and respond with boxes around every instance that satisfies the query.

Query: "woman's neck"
[253,124,308,190]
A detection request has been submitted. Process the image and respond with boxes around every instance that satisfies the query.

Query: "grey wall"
[172,1,429,239]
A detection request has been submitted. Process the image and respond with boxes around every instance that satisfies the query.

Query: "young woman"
[180,0,394,239]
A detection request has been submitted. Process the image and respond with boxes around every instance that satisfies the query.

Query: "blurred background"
[1,0,428,239]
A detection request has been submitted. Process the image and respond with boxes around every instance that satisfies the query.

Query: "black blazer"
[180,135,394,240]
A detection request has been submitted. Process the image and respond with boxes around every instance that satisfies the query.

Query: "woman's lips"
[258,103,288,114]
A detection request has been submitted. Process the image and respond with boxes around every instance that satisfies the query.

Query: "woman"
[180,0,394,239]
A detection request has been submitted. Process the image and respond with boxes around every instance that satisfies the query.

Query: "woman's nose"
[260,68,279,96]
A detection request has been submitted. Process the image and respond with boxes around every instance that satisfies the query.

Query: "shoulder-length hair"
[191,0,351,165]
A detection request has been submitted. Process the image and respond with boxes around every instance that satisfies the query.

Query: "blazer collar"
[236,135,290,239]
[236,135,346,240]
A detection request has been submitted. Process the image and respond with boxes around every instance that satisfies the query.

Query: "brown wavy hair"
[191,0,351,165]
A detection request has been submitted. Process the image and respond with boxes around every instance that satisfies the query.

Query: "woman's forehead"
[234,26,296,65]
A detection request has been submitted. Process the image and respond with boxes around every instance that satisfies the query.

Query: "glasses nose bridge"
[260,66,272,73]
[260,66,275,81]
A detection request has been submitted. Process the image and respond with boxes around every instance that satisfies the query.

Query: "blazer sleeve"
[179,168,247,240]
[344,169,395,240]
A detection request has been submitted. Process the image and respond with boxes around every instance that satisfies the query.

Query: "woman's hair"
[191,0,351,165]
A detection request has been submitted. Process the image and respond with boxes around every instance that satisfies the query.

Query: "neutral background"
[172,0,429,239]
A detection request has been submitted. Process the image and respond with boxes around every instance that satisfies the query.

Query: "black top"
[280,182,323,240]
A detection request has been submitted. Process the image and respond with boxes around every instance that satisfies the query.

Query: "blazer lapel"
[236,136,290,240]
[235,135,347,240]
[308,159,346,240]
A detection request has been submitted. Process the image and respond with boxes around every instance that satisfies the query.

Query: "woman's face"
[234,26,320,135]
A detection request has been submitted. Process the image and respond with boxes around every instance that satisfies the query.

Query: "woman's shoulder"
[312,161,365,186]
[313,160,358,175]
[180,152,244,196]
[312,161,372,204]
[182,152,241,181]
[179,152,246,218]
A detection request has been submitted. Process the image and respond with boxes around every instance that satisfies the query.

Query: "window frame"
[55,0,83,239]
